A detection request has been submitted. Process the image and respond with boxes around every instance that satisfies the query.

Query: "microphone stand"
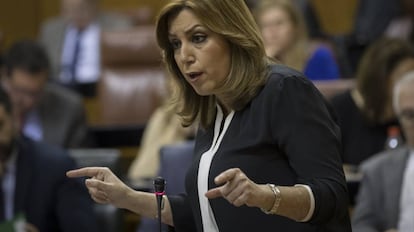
[154,177,166,232]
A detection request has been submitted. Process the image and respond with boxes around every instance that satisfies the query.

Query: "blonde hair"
[254,0,308,71]
[156,0,272,128]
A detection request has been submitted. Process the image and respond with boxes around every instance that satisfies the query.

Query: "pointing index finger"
[205,187,223,199]
[66,167,105,178]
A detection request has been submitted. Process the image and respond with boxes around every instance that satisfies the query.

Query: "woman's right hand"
[67,167,134,209]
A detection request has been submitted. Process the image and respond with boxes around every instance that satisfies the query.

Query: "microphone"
[154,177,166,232]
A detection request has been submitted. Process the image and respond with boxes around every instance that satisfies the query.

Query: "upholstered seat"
[94,25,167,127]
[69,148,122,232]
[136,140,195,232]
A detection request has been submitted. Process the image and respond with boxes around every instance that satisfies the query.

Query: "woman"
[68,0,351,231]
[255,0,340,80]
[331,38,414,166]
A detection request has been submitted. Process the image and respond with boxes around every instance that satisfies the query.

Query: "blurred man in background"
[0,83,98,232]
[352,71,414,232]
[39,0,132,96]
[2,40,91,148]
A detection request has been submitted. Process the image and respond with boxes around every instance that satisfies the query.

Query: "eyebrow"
[168,24,204,37]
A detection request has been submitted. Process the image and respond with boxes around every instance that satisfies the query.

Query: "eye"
[170,39,181,50]
[192,34,207,44]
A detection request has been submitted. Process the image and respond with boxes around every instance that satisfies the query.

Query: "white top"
[197,105,234,232]
[398,150,414,232]
[60,23,101,83]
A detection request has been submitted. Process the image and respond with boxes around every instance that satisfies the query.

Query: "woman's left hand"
[205,168,270,209]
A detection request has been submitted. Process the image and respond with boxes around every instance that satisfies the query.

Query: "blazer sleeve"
[168,194,198,232]
[271,75,350,225]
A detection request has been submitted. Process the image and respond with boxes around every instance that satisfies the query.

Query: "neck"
[217,100,231,117]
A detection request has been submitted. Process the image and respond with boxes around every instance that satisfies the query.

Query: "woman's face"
[168,9,231,97]
[258,6,295,58]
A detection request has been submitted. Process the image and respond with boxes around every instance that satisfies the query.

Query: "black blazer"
[13,137,98,232]
[168,65,352,231]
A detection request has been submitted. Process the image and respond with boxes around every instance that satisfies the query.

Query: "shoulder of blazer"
[361,146,410,174]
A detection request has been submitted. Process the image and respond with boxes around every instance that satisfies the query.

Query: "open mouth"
[188,72,202,80]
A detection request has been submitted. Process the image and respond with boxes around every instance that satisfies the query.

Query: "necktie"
[70,30,83,83]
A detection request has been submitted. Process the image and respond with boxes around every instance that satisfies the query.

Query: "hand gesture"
[67,167,133,209]
[205,168,269,208]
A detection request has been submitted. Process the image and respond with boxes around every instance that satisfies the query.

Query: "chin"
[194,89,211,96]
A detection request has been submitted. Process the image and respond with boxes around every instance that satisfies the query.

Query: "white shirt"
[22,110,43,142]
[398,150,414,232]
[60,23,101,83]
[197,105,234,232]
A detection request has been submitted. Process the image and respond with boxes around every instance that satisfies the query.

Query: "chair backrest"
[159,140,195,194]
[313,78,355,100]
[69,148,121,173]
[136,140,195,232]
[97,68,166,126]
[115,7,155,27]
[96,26,167,127]
[68,148,122,232]
[101,25,162,67]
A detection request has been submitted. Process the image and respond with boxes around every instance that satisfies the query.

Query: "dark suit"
[35,83,90,148]
[12,136,98,232]
[352,147,410,232]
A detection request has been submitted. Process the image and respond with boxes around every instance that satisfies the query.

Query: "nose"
[179,42,195,65]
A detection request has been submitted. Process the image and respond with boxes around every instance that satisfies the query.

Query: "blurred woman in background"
[331,38,414,166]
[254,0,340,80]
